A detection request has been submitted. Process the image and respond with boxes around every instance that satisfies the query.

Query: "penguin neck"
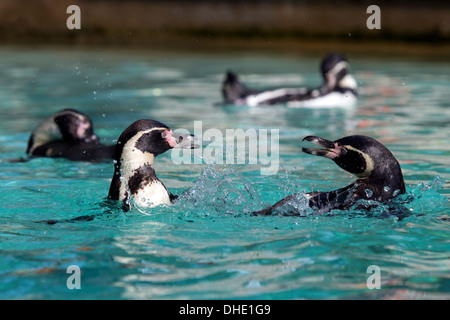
[354,169,406,202]
[119,150,156,180]
[115,148,176,208]
[307,167,406,213]
[112,147,158,201]
[118,155,174,208]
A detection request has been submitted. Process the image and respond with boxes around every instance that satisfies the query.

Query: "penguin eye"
[340,147,347,155]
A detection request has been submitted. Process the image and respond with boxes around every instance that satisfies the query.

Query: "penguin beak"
[301,136,342,159]
[162,130,201,149]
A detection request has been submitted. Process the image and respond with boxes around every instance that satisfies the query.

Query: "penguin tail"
[222,70,248,104]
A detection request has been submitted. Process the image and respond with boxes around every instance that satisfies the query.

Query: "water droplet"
[365,189,373,198]
[393,189,400,197]
[384,186,390,192]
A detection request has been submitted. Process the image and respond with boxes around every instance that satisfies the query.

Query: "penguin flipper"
[251,193,300,216]
[169,193,178,203]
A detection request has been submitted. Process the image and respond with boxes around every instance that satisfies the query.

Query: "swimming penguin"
[254,135,406,215]
[107,119,199,209]
[222,53,357,108]
[25,109,115,162]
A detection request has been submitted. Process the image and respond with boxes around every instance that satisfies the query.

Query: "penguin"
[25,109,115,162]
[107,119,199,209]
[222,53,357,108]
[254,135,406,215]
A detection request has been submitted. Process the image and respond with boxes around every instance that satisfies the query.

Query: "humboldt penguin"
[107,119,199,209]
[25,109,115,162]
[255,135,406,215]
[222,53,357,108]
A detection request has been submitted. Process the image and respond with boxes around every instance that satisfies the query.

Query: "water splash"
[347,176,446,219]
[408,175,445,198]
[119,173,446,220]
[175,166,266,217]
[272,193,314,217]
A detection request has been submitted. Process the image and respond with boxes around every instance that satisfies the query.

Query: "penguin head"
[320,53,357,93]
[54,109,98,143]
[302,135,405,195]
[27,109,98,155]
[114,119,199,167]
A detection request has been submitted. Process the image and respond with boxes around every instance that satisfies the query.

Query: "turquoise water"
[0,46,449,299]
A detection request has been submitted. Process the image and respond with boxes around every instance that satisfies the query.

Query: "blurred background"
[0,0,449,56]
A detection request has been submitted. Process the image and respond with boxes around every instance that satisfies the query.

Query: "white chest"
[130,180,172,209]
[287,92,357,109]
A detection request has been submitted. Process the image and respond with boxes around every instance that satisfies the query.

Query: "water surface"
[0,46,449,299]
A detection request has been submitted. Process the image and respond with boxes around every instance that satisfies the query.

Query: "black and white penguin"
[25,109,115,162]
[255,135,406,215]
[222,53,357,108]
[107,119,199,209]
